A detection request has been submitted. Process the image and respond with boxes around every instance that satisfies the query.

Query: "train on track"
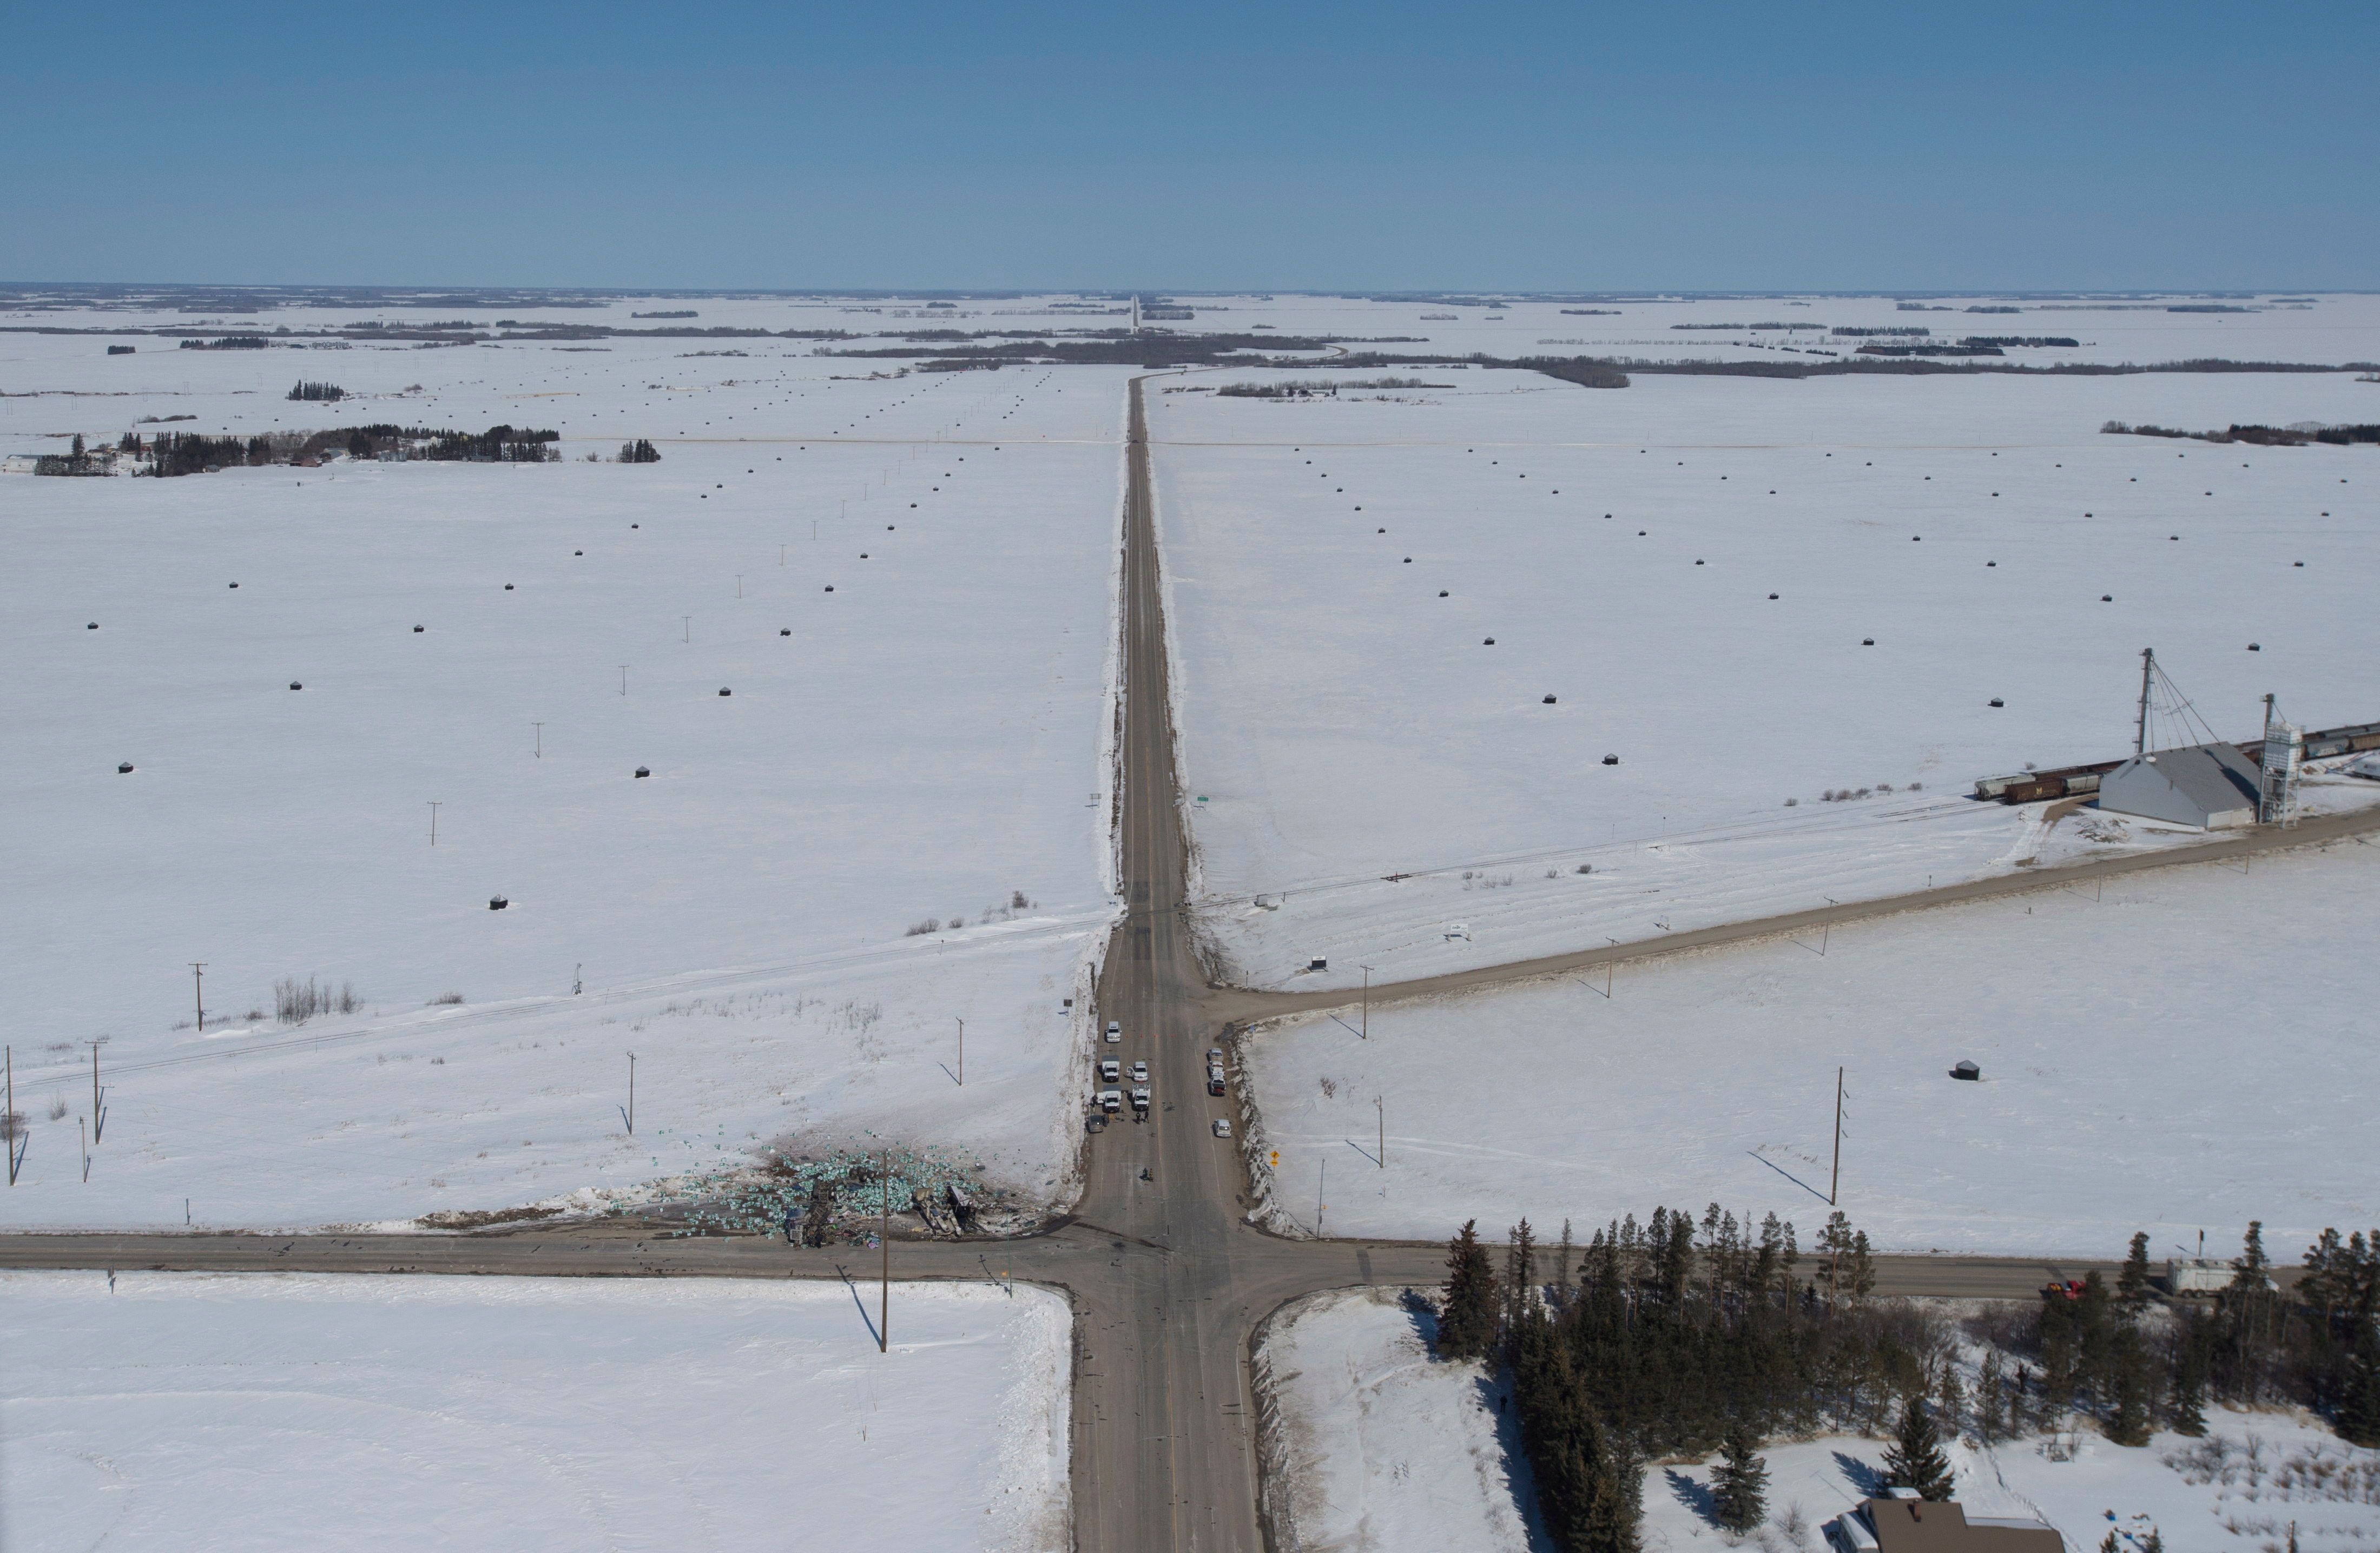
[1974,718,2380,804]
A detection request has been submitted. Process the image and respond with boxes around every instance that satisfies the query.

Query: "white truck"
[2168,1258,2268,1294]
[1100,1059,1121,1083]
[1129,1087,1151,1115]
[1098,1088,1123,1114]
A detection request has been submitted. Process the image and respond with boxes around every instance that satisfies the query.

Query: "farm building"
[2096,741,2262,829]
[1828,1497,2061,1552]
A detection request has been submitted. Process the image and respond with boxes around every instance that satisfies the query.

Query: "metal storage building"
[2096,740,2262,829]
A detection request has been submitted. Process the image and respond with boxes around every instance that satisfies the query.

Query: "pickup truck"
[1207,1065,1227,1096]
[1098,1088,1123,1114]
[1100,1059,1121,1083]
[1104,1021,1122,1043]
[1129,1087,1151,1115]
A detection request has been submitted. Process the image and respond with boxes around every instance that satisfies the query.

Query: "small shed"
[2096,741,2260,829]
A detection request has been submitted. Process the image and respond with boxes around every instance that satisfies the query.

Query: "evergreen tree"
[1439,1220,1500,1360]
[2171,1308,2211,1438]
[2076,1272,2116,1409]
[1848,1231,1877,1301]
[2118,1232,2154,1313]
[2337,1324,2380,1447]
[1506,1218,1538,1339]
[2108,1326,2153,1446]
[2223,1221,2284,1402]
[1710,1420,1769,1533]
[1976,1350,2006,1444]
[1882,1397,1955,1501]
[1816,1212,1856,1304]
[2233,1220,2271,1287]
[1936,1359,1966,1440]
[1512,1313,1640,1553]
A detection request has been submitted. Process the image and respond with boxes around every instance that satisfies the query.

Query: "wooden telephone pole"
[1829,1066,1845,1206]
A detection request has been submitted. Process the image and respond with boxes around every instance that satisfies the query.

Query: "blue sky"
[9,0,2374,291]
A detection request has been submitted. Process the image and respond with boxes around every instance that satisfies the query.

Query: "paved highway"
[0,373,2317,1549]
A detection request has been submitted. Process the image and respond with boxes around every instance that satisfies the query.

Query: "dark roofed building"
[1828,1497,2063,1553]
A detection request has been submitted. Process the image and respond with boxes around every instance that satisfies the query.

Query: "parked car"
[1207,1065,1226,1096]
[1206,1048,1223,1065]
[1211,1118,1232,1138]
[1129,1087,1150,1114]
[1129,1061,1148,1083]
[1100,1059,1120,1083]
[1105,1021,1121,1043]
[1098,1088,1122,1113]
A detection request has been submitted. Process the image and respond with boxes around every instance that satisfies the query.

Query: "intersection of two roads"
[12,376,2365,1549]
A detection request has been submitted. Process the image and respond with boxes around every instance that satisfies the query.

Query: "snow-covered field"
[1238,837,2380,1257]
[1259,1288,2380,1553]
[1,1270,1070,1552]
[3,306,1133,1228]
[1151,346,2380,990]
[1126,289,2380,373]
[10,288,2378,1235]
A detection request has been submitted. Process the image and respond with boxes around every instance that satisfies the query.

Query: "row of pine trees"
[1437,1212,2380,1553]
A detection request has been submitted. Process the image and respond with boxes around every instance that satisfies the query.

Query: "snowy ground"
[1151,349,2380,992]
[1255,1285,1541,1552]
[1649,1421,2380,1553]
[1,1269,1070,1553]
[1259,1289,2380,1553]
[3,306,1133,1228]
[1237,837,2380,1258]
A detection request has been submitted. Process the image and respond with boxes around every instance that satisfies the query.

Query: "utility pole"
[625,1053,635,1135]
[736,574,743,599]
[2135,647,2157,757]
[619,665,629,696]
[428,803,440,845]
[5,1045,17,1185]
[81,1116,89,1182]
[1318,1157,1327,1237]
[532,723,543,758]
[1359,964,1373,1039]
[879,1147,891,1353]
[190,962,206,1031]
[1376,1095,1385,1168]
[89,1040,104,1144]
[956,1019,964,1086]
[1829,1066,1845,1206]
[780,544,786,566]
[682,616,691,643]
